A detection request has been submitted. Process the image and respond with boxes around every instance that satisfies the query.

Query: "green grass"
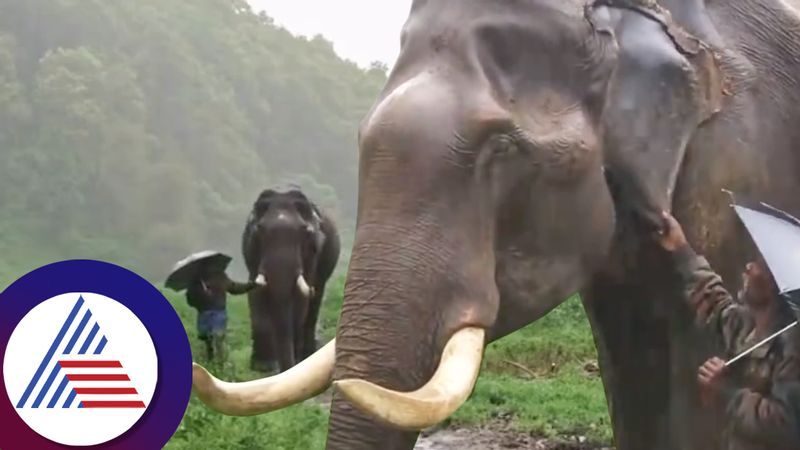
[162,276,612,448]
[452,296,611,443]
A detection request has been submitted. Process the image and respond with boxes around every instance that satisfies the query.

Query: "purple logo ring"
[0,260,192,450]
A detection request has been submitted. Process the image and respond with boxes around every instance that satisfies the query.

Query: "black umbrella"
[722,191,800,365]
[165,250,232,292]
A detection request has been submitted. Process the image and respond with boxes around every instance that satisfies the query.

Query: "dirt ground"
[313,392,612,450]
[414,427,612,450]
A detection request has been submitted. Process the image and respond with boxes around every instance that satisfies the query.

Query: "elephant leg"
[300,283,324,360]
[582,276,721,450]
[582,278,671,450]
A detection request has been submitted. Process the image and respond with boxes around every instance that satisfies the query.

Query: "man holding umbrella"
[655,201,800,450]
[167,251,263,362]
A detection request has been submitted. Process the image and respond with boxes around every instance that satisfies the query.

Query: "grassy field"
[163,277,612,449]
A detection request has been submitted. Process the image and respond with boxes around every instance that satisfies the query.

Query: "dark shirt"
[186,272,254,312]
[673,245,800,450]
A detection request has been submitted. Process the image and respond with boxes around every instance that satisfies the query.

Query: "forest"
[0,0,386,282]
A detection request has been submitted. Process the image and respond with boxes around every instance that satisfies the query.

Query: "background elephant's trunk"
[325,219,497,450]
[251,243,307,371]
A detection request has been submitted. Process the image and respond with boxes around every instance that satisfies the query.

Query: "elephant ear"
[242,210,261,279]
[587,1,724,230]
[308,204,326,253]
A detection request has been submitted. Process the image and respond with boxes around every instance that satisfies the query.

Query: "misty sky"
[248,0,412,68]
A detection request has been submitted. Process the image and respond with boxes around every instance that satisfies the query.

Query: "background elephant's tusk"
[255,274,267,287]
[297,274,311,297]
[334,327,485,431]
[192,339,335,416]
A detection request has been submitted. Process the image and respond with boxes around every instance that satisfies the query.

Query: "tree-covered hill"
[0,0,386,281]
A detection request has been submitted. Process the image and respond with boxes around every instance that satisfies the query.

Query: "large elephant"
[241,186,340,373]
[193,0,800,449]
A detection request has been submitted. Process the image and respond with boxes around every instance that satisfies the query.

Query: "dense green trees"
[0,0,386,280]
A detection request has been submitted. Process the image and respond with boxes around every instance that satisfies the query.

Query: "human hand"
[698,357,727,393]
[654,210,688,252]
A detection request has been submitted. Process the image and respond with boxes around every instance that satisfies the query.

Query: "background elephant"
[194,0,800,449]
[241,186,340,373]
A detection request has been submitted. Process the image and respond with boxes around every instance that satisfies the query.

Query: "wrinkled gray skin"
[323,0,800,449]
[242,188,340,373]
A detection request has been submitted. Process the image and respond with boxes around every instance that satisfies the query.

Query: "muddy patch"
[414,427,612,450]
[313,389,611,450]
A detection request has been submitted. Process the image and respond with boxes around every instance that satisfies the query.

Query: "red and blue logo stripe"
[15,296,145,409]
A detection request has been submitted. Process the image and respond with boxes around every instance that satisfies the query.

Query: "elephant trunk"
[253,245,306,371]
[325,71,500,449]
[325,221,495,450]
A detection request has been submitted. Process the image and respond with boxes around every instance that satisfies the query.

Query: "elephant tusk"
[296,274,311,297]
[334,327,485,431]
[192,339,335,416]
[255,274,267,287]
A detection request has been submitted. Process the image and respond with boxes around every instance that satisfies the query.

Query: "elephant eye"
[490,135,519,157]
[254,201,269,216]
[294,201,312,220]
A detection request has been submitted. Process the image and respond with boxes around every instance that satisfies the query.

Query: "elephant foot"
[250,357,277,374]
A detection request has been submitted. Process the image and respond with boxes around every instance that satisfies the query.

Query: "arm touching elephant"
[654,213,800,448]
[588,1,723,230]
[225,276,258,296]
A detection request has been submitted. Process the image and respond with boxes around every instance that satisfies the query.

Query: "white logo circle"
[2,292,158,446]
